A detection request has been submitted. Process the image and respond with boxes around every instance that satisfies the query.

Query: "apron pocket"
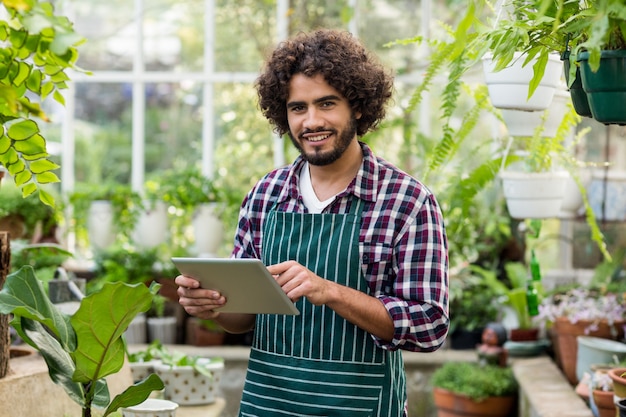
[241,349,385,417]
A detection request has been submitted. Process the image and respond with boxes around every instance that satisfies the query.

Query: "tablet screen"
[171,257,299,315]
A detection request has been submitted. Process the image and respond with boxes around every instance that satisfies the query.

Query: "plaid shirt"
[231,142,449,352]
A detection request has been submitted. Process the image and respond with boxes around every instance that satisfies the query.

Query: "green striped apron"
[239,199,406,417]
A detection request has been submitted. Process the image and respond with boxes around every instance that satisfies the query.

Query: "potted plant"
[431,361,518,417]
[588,368,617,417]
[0,265,164,416]
[448,266,502,350]
[69,182,143,252]
[534,287,626,385]
[159,166,230,257]
[146,293,178,345]
[130,342,224,406]
[565,0,626,124]
[186,317,227,346]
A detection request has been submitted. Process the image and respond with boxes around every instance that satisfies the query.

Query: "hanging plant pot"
[500,171,568,219]
[579,50,626,125]
[559,168,591,219]
[87,200,116,250]
[192,203,225,257]
[132,200,168,249]
[563,53,592,118]
[500,87,571,137]
[483,52,562,111]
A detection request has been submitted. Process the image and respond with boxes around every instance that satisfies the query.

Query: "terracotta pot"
[432,387,516,417]
[592,389,617,417]
[509,327,539,342]
[609,368,626,399]
[551,317,625,385]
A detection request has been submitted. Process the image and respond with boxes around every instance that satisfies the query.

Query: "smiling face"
[286,73,360,166]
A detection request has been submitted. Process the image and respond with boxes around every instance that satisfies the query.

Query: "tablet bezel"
[171,257,300,315]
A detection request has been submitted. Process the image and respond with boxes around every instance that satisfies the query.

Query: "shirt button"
[363,254,369,262]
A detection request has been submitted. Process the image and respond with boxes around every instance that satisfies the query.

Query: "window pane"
[143,0,204,72]
[74,83,132,184]
[145,82,203,174]
[72,1,135,71]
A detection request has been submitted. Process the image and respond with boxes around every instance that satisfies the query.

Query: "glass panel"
[73,83,132,184]
[214,0,276,72]
[71,1,136,71]
[143,0,204,72]
[213,82,275,195]
[144,82,203,175]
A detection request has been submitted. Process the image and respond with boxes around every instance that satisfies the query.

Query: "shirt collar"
[279,141,380,205]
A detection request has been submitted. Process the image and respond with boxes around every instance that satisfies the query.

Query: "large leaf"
[104,374,165,417]
[0,265,76,351]
[14,317,86,407]
[70,282,158,384]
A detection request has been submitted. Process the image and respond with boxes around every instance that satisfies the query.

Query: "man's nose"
[303,108,323,130]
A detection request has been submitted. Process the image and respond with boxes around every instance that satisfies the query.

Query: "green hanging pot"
[578,50,626,125]
[562,54,592,118]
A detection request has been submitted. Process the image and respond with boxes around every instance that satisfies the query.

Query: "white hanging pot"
[559,168,591,218]
[132,200,168,249]
[483,52,562,111]
[87,200,116,250]
[500,170,569,219]
[501,87,572,137]
[192,203,225,257]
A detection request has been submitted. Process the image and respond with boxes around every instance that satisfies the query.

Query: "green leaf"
[15,317,86,407]
[38,187,57,206]
[13,167,32,186]
[7,119,39,140]
[104,374,165,417]
[26,68,42,93]
[0,266,76,351]
[13,133,46,154]
[70,282,158,384]
[36,171,60,184]
[0,134,11,153]
[12,61,31,87]
[7,158,26,175]
[21,181,37,197]
[29,156,60,173]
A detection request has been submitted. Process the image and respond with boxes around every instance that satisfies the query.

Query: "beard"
[287,116,358,166]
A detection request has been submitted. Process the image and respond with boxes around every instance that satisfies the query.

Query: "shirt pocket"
[360,243,394,292]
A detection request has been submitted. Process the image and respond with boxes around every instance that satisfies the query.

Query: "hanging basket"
[483,52,562,111]
[500,171,568,219]
[579,50,626,125]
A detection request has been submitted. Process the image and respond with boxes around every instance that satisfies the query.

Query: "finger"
[175,275,200,289]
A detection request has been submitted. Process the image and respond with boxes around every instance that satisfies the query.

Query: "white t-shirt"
[299,162,337,214]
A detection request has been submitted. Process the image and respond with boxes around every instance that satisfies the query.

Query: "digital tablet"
[171,257,300,315]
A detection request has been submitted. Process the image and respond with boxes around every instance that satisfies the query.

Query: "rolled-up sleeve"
[364,193,449,352]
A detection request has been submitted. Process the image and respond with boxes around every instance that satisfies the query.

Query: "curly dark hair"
[255,29,394,137]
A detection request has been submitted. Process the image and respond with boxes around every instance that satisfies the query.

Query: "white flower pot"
[129,359,160,383]
[559,168,591,218]
[124,313,147,345]
[576,336,626,383]
[121,398,178,417]
[132,200,168,249]
[154,358,224,406]
[147,316,177,344]
[192,203,224,257]
[500,170,569,219]
[87,200,116,250]
[483,52,562,111]
[501,87,572,137]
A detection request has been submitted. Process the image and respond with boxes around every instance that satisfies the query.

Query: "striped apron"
[238,199,406,417]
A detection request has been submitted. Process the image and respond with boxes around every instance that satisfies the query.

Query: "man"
[176,29,449,416]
